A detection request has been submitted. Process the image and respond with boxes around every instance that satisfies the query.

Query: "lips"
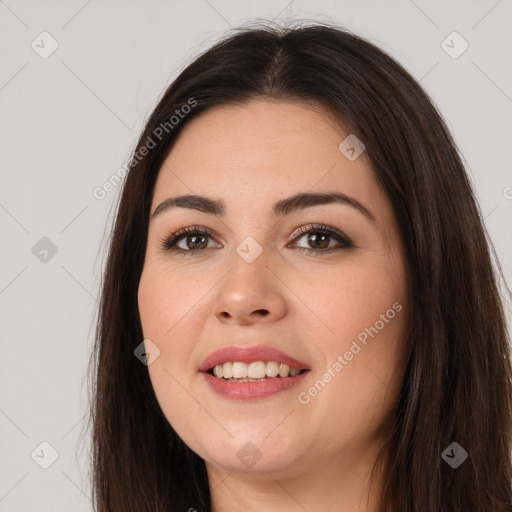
[199,345,311,401]
[198,345,311,373]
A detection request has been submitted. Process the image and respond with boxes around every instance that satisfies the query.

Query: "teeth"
[233,362,248,378]
[266,361,279,377]
[278,363,290,377]
[211,361,304,379]
[248,361,266,379]
[222,361,233,378]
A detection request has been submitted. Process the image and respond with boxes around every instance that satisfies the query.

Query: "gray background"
[1,0,511,510]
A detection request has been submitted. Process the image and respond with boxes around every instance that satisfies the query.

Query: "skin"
[137,99,408,512]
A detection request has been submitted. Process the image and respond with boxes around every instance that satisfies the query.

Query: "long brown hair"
[84,20,512,511]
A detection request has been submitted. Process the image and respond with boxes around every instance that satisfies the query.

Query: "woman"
[86,21,512,511]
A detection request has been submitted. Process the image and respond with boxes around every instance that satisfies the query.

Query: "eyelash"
[158,224,354,257]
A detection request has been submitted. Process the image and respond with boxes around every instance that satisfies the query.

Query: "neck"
[206,438,387,512]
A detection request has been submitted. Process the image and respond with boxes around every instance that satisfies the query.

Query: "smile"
[208,361,305,381]
[199,344,311,400]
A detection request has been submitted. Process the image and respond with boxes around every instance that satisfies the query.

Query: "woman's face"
[138,99,408,484]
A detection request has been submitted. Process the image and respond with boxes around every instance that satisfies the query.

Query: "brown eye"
[183,234,209,250]
[159,226,220,254]
[303,232,331,250]
[291,225,353,254]
[159,224,353,256]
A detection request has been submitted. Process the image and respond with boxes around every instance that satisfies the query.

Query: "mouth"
[205,361,309,382]
[199,345,311,400]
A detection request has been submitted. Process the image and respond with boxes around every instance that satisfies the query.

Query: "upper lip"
[199,345,311,372]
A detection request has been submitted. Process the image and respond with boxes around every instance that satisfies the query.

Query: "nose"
[212,252,287,326]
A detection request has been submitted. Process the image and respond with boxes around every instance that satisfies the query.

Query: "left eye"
[289,225,354,254]
[293,231,343,250]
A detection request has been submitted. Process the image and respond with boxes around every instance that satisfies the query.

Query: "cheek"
[137,267,209,434]
[301,263,406,347]
[301,261,407,405]
[137,267,193,382]
[137,263,207,339]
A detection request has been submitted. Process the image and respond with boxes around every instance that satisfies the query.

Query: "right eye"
[158,226,221,255]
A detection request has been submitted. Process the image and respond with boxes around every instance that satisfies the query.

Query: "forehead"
[152,99,383,219]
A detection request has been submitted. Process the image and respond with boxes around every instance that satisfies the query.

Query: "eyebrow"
[151,192,376,222]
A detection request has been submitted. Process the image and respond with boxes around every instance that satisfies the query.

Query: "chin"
[200,435,303,475]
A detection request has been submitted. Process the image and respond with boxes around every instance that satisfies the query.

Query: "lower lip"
[201,371,310,400]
